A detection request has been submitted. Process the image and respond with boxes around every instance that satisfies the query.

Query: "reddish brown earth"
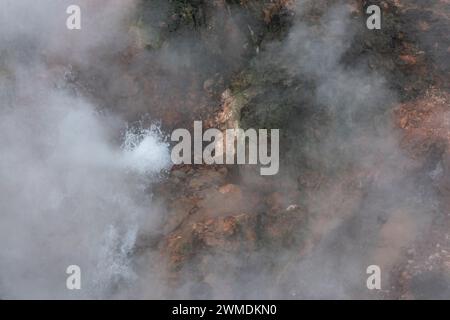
[142,0,450,298]
[101,0,450,298]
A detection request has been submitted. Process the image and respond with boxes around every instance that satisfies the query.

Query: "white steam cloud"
[0,0,170,298]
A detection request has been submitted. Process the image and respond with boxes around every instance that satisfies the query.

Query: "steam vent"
[1,0,450,301]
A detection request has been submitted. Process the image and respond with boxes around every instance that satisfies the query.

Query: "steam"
[0,0,443,299]
[0,0,170,298]
[171,0,437,299]
[256,1,436,298]
[121,126,170,175]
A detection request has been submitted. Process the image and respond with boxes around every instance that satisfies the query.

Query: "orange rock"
[399,55,417,65]
[222,216,238,235]
[218,184,241,194]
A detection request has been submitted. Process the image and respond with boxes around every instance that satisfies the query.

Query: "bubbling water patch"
[121,125,171,176]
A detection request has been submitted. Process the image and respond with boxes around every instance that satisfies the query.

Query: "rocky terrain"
[1,0,450,299]
[136,0,450,299]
